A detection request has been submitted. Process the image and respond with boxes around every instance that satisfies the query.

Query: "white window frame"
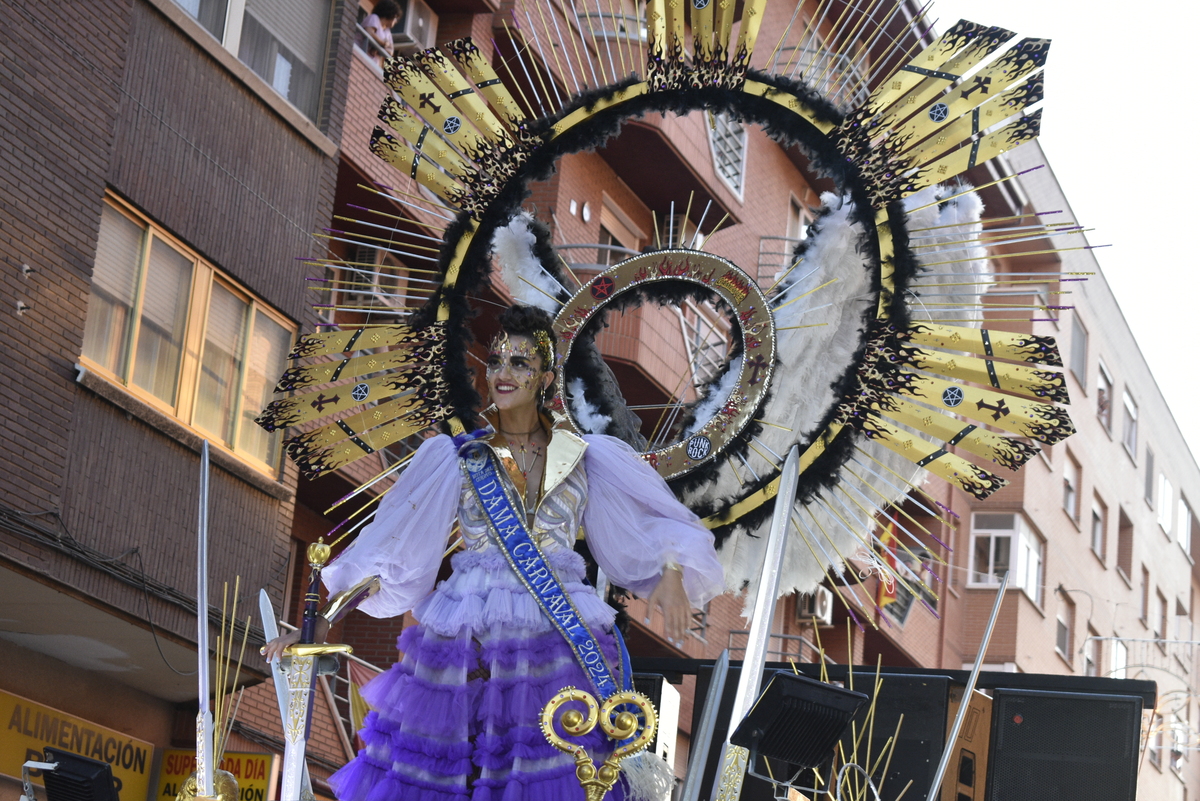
[969,513,1044,606]
[1069,313,1088,390]
[1096,358,1113,432]
[1063,454,1080,521]
[1180,497,1194,554]
[1122,391,1138,457]
[168,0,332,122]
[1055,598,1073,663]
[1111,638,1127,679]
[1090,497,1106,560]
[81,193,295,474]
[706,111,748,198]
[1159,474,1174,536]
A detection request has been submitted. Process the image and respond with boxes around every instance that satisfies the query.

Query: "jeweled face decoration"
[487,332,550,411]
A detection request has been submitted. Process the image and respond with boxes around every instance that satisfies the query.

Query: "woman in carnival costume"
[265,304,724,801]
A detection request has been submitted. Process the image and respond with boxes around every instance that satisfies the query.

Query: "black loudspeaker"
[41,747,121,801]
[986,689,1142,801]
[839,674,954,801]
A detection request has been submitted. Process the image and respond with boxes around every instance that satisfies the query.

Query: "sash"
[459,439,631,700]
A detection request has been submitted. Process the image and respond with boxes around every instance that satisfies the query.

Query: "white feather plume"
[492,211,564,313]
[567,377,611,435]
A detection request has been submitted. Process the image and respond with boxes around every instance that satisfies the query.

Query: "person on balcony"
[362,1,398,68]
[264,305,724,800]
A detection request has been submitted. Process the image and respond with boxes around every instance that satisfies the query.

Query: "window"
[1154,589,1168,641]
[1063,453,1080,521]
[1096,359,1113,431]
[1055,593,1075,663]
[82,196,294,470]
[1140,566,1150,623]
[1069,313,1087,387]
[170,0,333,121]
[1170,712,1187,772]
[1083,628,1099,677]
[1180,498,1195,553]
[1122,391,1138,456]
[707,112,747,195]
[1145,447,1156,507]
[1090,497,1106,561]
[1116,508,1133,577]
[1112,638,1127,679]
[970,513,1043,604]
[1159,474,1174,535]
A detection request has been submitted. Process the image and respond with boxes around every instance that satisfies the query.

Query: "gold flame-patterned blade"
[895,74,1043,169]
[906,110,1040,194]
[446,38,529,129]
[257,368,444,431]
[862,415,1008,500]
[275,341,445,393]
[888,38,1048,152]
[904,323,1063,366]
[369,129,469,206]
[287,324,443,360]
[732,0,769,74]
[875,396,1041,470]
[378,97,480,179]
[908,346,1068,403]
[286,408,448,479]
[857,21,1011,118]
[384,59,493,158]
[895,368,1075,444]
[414,49,514,148]
[691,0,715,64]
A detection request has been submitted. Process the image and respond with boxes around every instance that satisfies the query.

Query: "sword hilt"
[299,539,331,644]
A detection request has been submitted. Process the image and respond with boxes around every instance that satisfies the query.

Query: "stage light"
[24,748,120,801]
[730,671,868,771]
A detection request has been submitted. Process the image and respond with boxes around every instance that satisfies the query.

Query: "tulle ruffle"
[413,548,616,638]
[331,576,629,801]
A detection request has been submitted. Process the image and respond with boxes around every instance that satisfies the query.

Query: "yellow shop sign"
[158,749,273,801]
[1,690,153,801]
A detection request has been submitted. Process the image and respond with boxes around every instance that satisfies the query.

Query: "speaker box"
[986,689,1142,801]
[838,674,954,801]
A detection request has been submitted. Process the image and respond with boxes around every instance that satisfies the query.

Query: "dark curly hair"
[495,305,557,403]
[371,0,400,22]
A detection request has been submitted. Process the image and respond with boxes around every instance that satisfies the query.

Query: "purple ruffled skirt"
[328,548,627,801]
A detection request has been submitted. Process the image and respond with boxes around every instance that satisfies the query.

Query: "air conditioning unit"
[353,245,409,309]
[394,0,438,54]
[797,586,834,626]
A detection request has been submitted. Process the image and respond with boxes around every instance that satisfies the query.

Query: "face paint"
[486,333,549,410]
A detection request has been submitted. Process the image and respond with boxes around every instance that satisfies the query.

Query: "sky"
[932,0,1200,465]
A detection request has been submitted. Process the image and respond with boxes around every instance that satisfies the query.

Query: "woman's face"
[486,333,551,412]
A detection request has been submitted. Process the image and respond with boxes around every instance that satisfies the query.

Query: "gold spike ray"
[384,58,493,159]
[377,98,480,179]
[907,346,1068,403]
[288,323,443,360]
[894,73,1043,169]
[275,338,446,393]
[664,0,686,66]
[872,397,1040,471]
[369,129,472,210]
[414,48,515,148]
[712,0,736,64]
[861,416,1008,501]
[893,368,1075,444]
[904,322,1063,367]
[256,366,446,431]
[445,38,530,129]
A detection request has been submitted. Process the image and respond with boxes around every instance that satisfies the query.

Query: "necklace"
[509,438,543,476]
[499,424,541,436]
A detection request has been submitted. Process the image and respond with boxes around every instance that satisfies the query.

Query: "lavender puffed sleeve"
[321,434,462,618]
[581,434,724,605]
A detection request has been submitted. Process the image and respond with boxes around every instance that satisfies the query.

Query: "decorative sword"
[196,442,215,799]
[278,540,352,801]
[258,590,313,800]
